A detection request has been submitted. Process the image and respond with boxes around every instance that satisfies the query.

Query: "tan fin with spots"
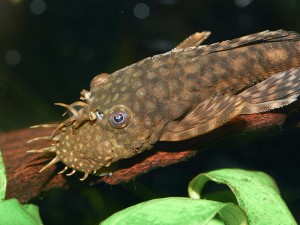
[239,67,300,114]
[160,95,246,141]
[173,31,211,50]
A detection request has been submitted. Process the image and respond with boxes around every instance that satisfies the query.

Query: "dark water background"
[0,0,300,224]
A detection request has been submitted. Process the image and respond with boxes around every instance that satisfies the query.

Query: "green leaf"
[0,149,43,225]
[100,197,248,225]
[0,150,6,202]
[0,199,43,225]
[188,169,296,225]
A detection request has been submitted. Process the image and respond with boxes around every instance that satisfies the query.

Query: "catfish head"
[27,67,175,181]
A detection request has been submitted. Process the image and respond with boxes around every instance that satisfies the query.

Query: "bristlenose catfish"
[28,29,300,181]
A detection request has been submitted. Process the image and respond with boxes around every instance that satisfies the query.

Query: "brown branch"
[0,104,297,203]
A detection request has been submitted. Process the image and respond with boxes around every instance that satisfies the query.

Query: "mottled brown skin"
[29,30,300,180]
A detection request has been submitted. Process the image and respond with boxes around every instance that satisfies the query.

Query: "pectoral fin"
[160,95,246,141]
[239,67,300,114]
[173,31,211,50]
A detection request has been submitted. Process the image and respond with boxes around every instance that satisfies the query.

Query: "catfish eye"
[108,108,130,128]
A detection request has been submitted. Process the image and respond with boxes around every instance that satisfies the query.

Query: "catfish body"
[28,30,300,180]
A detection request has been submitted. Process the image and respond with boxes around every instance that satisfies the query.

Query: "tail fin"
[238,67,300,114]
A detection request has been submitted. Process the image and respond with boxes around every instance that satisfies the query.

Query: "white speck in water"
[30,0,47,15]
[133,3,150,19]
[234,0,253,8]
[5,49,21,66]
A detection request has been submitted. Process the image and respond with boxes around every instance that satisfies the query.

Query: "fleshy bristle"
[27,136,53,143]
[73,114,89,128]
[70,101,87,108]
[55,103,79,117]
[39,156,60,173]
[80,173,89,181]
[62,101,87,116]
[30,124,58,128]
[52,133,62,141]
[51,117,76,137]
[89,111,97,121]
[66,169,76,176]
[27,146,56,153]
[58,166,68,174]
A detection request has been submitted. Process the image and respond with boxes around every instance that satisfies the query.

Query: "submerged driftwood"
[0,103,298,203]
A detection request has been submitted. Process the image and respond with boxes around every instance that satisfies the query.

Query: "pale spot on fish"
[104,140,110,147]
[111,87,118,93]
[95,135,101,141]
[104,83,112,89]
[158,66,169,76]
[152,60,164,68]
[115,77,123,84]
[153,114,162,123]
[133,69,144,78]
[168,79,183,92]
[112,93,119,101]
[121,93,130,101]
[98,94,106,101]
[185,64,199,74]
[147,72,157,80]
[136,87,146,98]
[104,98,110,106]
[133,101,141,111]
[144,117,152,127]
[132,80,143,89]
[120,86,127,92]
[153,82,168,98]
[146,100,156,112]
[180,92,193,102]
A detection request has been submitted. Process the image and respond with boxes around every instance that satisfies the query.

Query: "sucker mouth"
[26,90,99,181]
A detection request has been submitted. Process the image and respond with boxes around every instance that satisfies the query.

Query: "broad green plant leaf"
[0,150,43,225]
[100,197,248,225]
[0,199,43,225]
[0,150,6,202]
[188,169,297,225]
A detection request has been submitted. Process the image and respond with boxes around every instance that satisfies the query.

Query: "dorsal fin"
[191,30,300,55]
[173,31,211,50]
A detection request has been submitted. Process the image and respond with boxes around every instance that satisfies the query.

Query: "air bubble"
[133,3,150,19]
[5,49,21,66]
[30,0,47,15]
